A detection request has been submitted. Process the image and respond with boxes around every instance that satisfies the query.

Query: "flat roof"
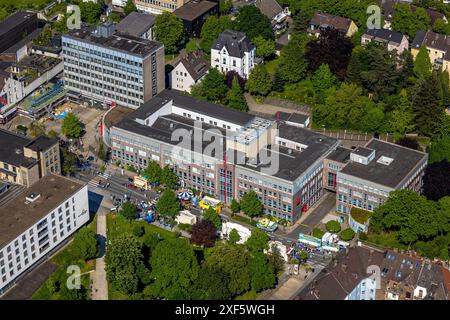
[327,146,351,163]
[25,135,58,152]
[0,175,85,248]
[64,26,163,58]
[116,12,156,37]
[0,129,37,168]
[174,0,218,21]
[353,146,374,157]
[340,139,428,188]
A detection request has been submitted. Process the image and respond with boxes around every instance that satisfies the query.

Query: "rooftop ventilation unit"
[26,192,41,203]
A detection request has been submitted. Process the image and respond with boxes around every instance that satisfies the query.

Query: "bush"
[133,225,145,237]
[178,223,193,233]
[359,232,368,241]
[325,220,341,233]
[312,228,325,239]
[340,228,355,241]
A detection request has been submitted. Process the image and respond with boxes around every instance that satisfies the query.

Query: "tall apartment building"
[211,30,256,79]
[107,90,339,223]
[0,175,89,295]
[62,21,165,109]
[330,139,428,214]
[0,129,61,187]
[113,0,188,15]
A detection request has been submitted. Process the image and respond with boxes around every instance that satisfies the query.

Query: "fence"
[311,128,394,143]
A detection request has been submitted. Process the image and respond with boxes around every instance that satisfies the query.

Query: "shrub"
[359,232,368,241]
[350,207,372,224]
[340,228,355,241]
[312,228,325,239]
[325,220,341,233]
[133,225,145,237]
[178,223,193,233]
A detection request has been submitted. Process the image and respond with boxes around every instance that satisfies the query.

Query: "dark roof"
[412,30,450,53]
[176,50,208,81]
[340,139,428,189]
[379,0,397,20]
[1,28,42,55]
[297,246,385,300]
[174,0,218,21]
[116,12,156,38]
[411,5,446,25]
[0,11,37,39]
[254,0,283,20]
[0,129,37,168]
[0,175,84,248]
[327,146,352,163]
[212,30,255,58]
[379,0,446,24]
[309,12,352,32]
[276,111,309,125]
[64,25,163,58]
[25,135,58,152]
[353,146,375,157]
[131,90,254,126]
[363,28,405,44]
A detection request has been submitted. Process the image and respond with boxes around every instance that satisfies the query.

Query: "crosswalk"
[98,172,111,179]
[88,179,100,188]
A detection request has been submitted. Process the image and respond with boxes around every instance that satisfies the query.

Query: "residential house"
[211,30,256,79]
[361,28,409,54]
[412,30,450,72]
[254,0,291,33]
[116,11,156,40]
[171,50,208,93]
[307,12,358,38]
[174,0,219,38]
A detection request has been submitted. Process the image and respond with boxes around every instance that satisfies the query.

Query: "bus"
[133,175,149,190]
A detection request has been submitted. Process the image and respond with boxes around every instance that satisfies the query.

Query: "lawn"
[268,79,316,105]
[366,231,409,251]
[32,216,98,300]
[235,290,260,300]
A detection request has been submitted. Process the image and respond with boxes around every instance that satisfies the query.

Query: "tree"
[245,228,269,253]
[200,16,233,53]
[61,147,77,176]
[59,283,87,300]
[325,220,341,233]
[72,227,99,261]
[53,14,69,33]
[391,3,430,38]
[228,229,241,244]
[292,10,310,33]
[230,199,240,213]
[190,220,217,248]
[203,207,222,230]
[432,18,450,35]
[191,68,228,103]
[190,265,232,300]
[79,1,102,24]
[234,5,273,40]
[156,190,180,217]
[278,33,308,84]
[123,0,137,16]
[160,165,178,189]
[105,234,145,295]
[142,160,162,184]
[423,161,450,201]
[149,238,199,299]
[28,122,45,138]
[154,12,185,54]
[414,45,432,79]
[185,39,199,53]
[219,0,232,15]
[307,28,354,80]
[411,74,445,137]
[249,252,276,292]
[272,67,286,92]
[227,77,248,111]
[240,191,263,217]
[387,91,416,140]
[108,12,122,23]
[225,71,246,90]
[120,201,137,220]
[428,136,450,163]
[253,36,275,58]
[245,64,272,96]
[61,112,82,139]
[204,243,251,295]
[311,63,336,102]
[340,228,355,241]
[97,138,108,162]
[33,26,52,46]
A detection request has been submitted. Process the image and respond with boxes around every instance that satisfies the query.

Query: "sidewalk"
[90,208,108,300]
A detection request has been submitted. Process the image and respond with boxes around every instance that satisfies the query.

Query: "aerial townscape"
[0,0,450,305]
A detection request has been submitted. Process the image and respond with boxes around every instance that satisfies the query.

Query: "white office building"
[0,175,89,295]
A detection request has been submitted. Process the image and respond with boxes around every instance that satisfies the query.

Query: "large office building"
[327,140,428,214]
[113,0,188,15]
[62,21,165,109]
[0,129,61,187]
[107,90,339,223]
[0,174,89,295]
[0,11,39,55]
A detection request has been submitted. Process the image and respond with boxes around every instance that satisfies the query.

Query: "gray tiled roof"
[363,28,405,45]
[212,30,255,58]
